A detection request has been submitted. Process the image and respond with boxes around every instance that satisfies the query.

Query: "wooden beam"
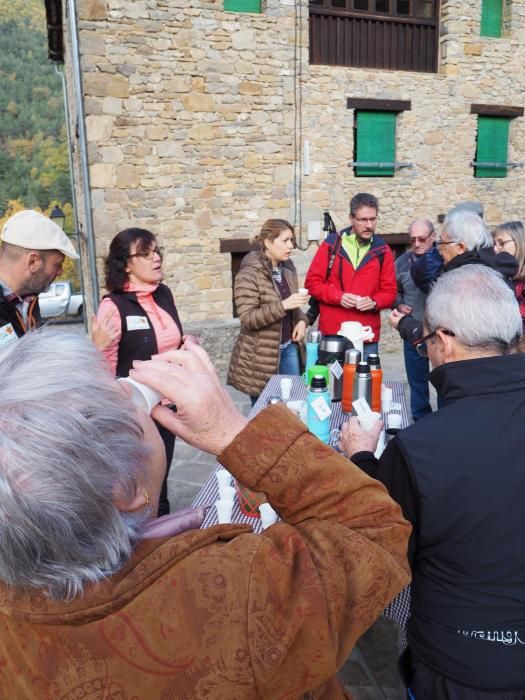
[347,98,411,112]
[470,104,524,118]
[219,238,257,254]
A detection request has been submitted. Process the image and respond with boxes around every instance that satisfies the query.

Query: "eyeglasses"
[410,232,434,244]
[435,239,457,247]
[493,238,514,250]
[353,217,377,224]
[416,328,456,358]
[128,247,164,261]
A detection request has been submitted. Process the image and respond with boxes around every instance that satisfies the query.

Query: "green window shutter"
[475,116,510,178]
[480,0,503,37]
[356,111,396,177]
[224,0,261,12]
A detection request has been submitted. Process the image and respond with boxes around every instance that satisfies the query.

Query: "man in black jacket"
[0,210,79,344]
[341,265,525,698]
[390,209,518,347]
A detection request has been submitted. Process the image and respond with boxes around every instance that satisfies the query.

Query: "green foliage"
[0,2,71,213]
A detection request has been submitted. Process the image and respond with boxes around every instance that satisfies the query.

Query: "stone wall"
[66,0,525,344]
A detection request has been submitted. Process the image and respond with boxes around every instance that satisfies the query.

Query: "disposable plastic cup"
[216,470,233,489]
[280,377,293,401]
[218,485,236,502]
[357,411,381,432]
[298,287,308,295]
[118,377,162,415]
[215,499,234,524]
[381,386,393,413]
[259,502,279,529]
[387,412,402,430]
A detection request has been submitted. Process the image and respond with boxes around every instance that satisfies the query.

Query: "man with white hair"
[0,209,79,344]
[390,209,517,346]
[342,265,525,697]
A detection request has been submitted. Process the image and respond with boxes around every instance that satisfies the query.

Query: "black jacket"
[354,353,525,690]
[0,284,41,338]
[105,283,183,377]
[397,247,519,344]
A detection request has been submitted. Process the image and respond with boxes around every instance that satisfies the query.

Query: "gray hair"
[424,265,522,353]
[442,210,492,251]
[350,192,379,215]
[0,329,151,599]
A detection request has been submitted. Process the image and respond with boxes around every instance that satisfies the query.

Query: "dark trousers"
[400,650,525,700]
[403,340,432,421]
[155,419,175,517]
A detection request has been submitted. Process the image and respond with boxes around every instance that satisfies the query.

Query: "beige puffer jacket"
[227,250,308,397]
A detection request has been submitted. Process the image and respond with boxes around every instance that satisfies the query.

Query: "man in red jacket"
[305,192,397,358]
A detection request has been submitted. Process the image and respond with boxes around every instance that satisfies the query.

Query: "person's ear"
[456,240,467,255]
[27,251,42,272]
[113,481,149,513]
[436,329,455,361]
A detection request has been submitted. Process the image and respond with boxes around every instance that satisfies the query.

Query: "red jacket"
[305,229,397,340]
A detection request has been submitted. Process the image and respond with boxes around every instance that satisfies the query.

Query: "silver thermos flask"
[352,361,372,414]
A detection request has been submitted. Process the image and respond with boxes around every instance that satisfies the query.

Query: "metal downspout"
[54,64,88,331]
[67,0,100,310]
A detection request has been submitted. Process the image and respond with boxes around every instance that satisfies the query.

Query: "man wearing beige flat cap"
[0,210,79,344]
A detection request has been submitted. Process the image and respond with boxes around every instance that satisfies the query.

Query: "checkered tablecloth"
[192,375,411,633]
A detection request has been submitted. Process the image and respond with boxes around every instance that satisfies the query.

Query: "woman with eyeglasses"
[96,227,192,516]
[493,221,525,329]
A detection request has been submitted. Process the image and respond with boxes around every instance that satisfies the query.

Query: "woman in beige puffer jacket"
[227,219,309,401]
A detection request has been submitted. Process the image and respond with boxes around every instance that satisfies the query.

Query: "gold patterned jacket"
[0,405,410,699]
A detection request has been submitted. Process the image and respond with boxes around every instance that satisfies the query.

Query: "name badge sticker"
[310,395,332,421]
[0,323,18,348]
[126,315,151,331]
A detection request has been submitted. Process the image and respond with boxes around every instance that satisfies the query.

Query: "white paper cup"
[381,386,393,413]
[387,412,402,430]
[298,287,308,295]
[216,470,233,489]
[215,499,234,524]
[218,485,236,502]
[280,377,293,401]
[357,411,381,432]
[118,377,162,414]
[259,502,279,529]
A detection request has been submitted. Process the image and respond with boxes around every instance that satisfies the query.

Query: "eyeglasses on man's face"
[416,328,456,358]
[353,216,377,224]
[410,231,434,244]
[435,238,457,247]
[128,246,164,261]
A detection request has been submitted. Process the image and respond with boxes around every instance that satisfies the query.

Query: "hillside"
[0,0,71,212]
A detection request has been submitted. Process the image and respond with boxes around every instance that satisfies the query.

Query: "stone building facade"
[48,0,525,373]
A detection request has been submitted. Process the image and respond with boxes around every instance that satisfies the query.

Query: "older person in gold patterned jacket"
[0,329,410,699]
[228,218,309,403]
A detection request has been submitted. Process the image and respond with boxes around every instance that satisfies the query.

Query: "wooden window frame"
[470,104,523,179]
[348,99,411,177]
[309,0,440,72]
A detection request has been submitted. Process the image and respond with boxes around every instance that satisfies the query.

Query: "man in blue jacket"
[390,209,517,346]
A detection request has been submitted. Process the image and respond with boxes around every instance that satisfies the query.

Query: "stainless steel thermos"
[352,361,372,413]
